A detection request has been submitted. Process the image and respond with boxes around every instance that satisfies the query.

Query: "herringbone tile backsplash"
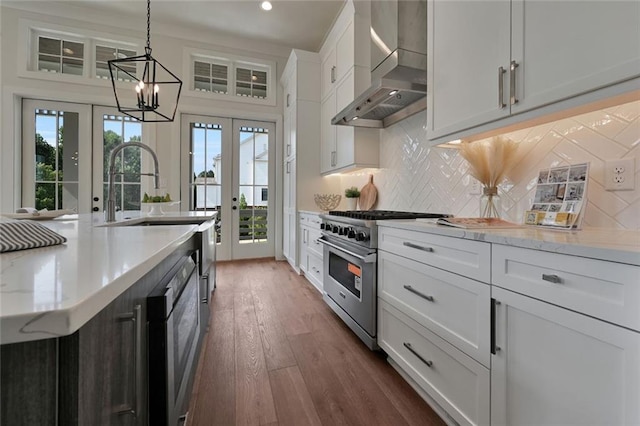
[340,100,640,229]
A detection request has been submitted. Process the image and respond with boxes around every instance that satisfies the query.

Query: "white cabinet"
[280,50,321,268]
[490,242,640,426]
[377,226,491,426]
[378,225,640,426]
[319,1,379,175]
[491,286,640,426]
[298,212,323,293]
[427,0,640,142]
[321,20,355,101]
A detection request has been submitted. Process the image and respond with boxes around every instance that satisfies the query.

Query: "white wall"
[0,4,289,213]
[340,100,640,229]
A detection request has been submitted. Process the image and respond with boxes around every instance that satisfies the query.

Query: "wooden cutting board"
[359,174,378,211]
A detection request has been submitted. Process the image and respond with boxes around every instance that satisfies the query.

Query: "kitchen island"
[0,211,216,426]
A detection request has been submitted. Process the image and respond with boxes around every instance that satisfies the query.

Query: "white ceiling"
[29,0,346,52]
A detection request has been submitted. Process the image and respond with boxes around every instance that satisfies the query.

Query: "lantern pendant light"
[108,0,182,122]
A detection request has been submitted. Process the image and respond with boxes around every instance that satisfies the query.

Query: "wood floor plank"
[268,366,322,426]
[251,289,297,371]
[189,308,236,426]
[234,291,278,425]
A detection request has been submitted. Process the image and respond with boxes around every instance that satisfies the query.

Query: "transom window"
[96,45,137,81]
[189,52,273,104]
[236,67,267,99]
[194,61,229,94]
[38,36,84,75]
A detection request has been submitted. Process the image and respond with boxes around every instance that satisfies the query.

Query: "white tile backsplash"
[340,100,640,229]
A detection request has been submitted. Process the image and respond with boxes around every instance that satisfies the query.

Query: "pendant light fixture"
[108,0,182,122]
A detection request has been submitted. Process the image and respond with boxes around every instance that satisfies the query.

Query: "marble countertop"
[377,220,640,266]
[0,211,216,344]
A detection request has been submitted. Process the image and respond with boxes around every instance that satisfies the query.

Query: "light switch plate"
[604,158,635,191]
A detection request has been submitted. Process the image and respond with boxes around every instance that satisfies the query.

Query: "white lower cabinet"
[379,300,490,426]
[491,286,640,426]
[299,212,323,293]
[378,225,640,426]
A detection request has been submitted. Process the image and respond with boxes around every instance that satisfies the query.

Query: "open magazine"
[436,217,523,229]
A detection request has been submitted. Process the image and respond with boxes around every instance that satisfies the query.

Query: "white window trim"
[18,19,142,89]
[183,47,277,107]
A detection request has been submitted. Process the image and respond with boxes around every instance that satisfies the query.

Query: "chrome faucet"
[106,142,160,222]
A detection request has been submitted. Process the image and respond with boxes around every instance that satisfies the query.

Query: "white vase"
[346,197,358,211]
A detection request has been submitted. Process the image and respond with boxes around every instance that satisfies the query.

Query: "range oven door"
[319,236,377,340]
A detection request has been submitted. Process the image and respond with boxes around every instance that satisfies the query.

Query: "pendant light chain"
[145,0,152,54]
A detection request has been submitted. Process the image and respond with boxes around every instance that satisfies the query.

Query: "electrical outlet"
[604,158,635,191]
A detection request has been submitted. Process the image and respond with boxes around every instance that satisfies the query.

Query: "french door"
[22,99,92,213]
[181,114,275,261]
[22,100,152,215]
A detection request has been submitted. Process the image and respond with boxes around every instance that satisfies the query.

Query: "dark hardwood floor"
[187,259,445,426]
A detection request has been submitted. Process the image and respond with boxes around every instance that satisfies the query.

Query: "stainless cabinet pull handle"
[286,143,291,157]
[402,241,434,252]
[331,151,337,167]
[339,291,346,299]
[403,342,433,367]
[286,93,290,107]
[286,161,291,174]
[510,60,519,105]
[498,66,506,109]
[115,304,143,417]
[542,274,562,284]
[403,285,434,302]
[331,65,336,83]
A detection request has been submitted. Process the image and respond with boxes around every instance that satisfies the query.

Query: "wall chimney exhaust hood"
[332,0,427,129]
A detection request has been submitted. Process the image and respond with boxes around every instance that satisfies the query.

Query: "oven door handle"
[318,237,376,263]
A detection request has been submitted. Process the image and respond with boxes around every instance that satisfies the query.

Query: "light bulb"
[260,1,272,11]
[154,84,159,93]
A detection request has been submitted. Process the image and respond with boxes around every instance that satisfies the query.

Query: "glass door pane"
[101,114,143,212]
[22,100,91,213]
[232,120,275,259]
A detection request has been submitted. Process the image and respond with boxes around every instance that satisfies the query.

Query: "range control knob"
[339,227,348,236]
[347,228,356,238]
[332,225,340,233]
[355,231,368,242]
[320,223,326,230]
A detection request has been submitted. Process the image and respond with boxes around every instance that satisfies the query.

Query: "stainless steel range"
[318,210,450,350]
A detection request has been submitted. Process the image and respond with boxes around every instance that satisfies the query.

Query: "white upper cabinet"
[321,19,358,101]
[427,0,640,142]
[319,1,379,175]
[427,0,511,140]
[511,0,640,114]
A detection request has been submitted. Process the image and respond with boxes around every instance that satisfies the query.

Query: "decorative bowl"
[314,194,341,211]
[141,201,180,216]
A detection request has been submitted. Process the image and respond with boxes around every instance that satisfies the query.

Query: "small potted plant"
[344,186,360,210]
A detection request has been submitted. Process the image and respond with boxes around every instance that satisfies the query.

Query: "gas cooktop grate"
[328,210,451,221]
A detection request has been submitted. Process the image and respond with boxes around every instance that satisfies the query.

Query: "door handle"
[491,299,501,355]
[498,66,506,109]
[331,65,336,83]
[232,206,237,210]
[510,60,519,105]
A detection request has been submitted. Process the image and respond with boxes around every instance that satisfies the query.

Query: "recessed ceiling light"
[260,1,272,11]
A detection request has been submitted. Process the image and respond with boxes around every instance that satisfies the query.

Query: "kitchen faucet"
[106,142,160,222]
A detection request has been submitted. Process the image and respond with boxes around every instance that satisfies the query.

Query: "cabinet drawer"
[378,301,490,426]
[305,252,323,293]
[492,244,640,331]
[379,251,490,367]
[378,227,491,282]
[307,228,323,258]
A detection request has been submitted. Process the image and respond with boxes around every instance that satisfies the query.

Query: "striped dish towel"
[0,219,67,253]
